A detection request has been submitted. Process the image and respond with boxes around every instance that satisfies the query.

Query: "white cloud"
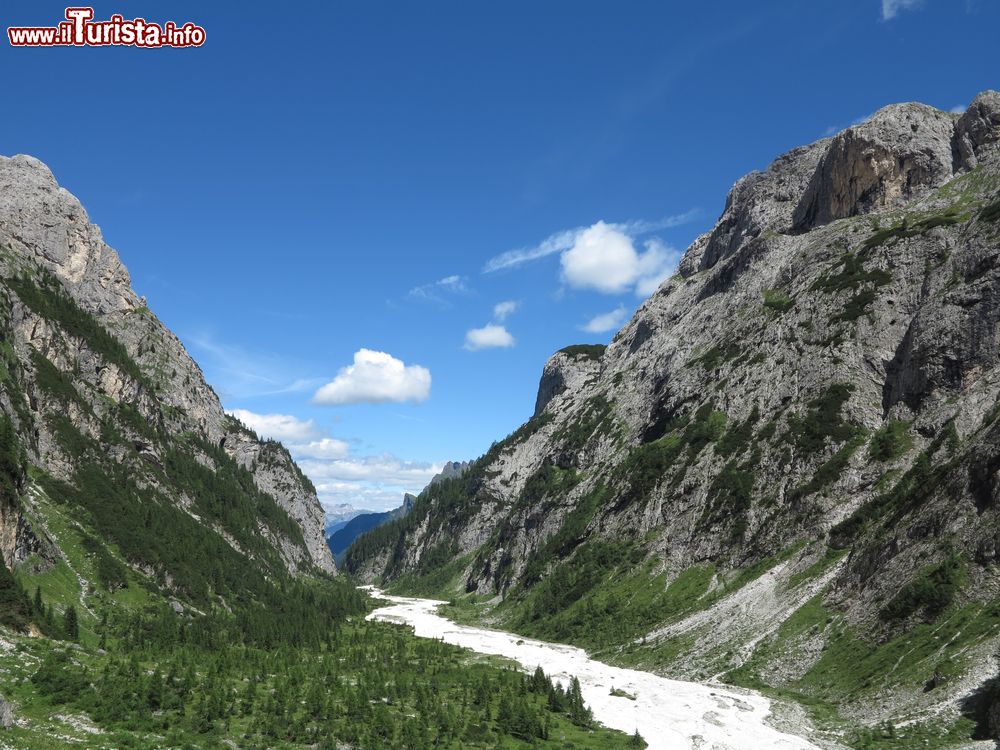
[559,223,681,296]
[482,211,698,273]
[313,349,431,405]
[309,460,443,512]
[950,104,967,114]
[561,221,639,294]
[464,324,515,351]
[301,454,441,486]
[581,305,629,334]
[407,274,470,306]
[493,300,519,321]
[881,0,921,20]
[634,238,682,296]
[288,437,351,460]
[227,409,319,442]
[303,453,444,512]
[188,334,322,401]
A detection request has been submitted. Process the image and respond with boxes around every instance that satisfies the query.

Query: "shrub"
[869,420,913,462]
[980,198,1000,223]
[762,289,794,313]
[812,253,892,293]
[783,384,858,457]
[559,344,606,361]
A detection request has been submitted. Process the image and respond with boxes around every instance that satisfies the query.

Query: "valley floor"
[366,588,824,750]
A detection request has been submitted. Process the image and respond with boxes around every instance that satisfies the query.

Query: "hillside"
[346,91,1000,746]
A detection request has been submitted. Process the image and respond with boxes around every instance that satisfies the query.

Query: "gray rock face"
[794,103,956,230]
[0,693,13,730]
[955,90,1000,169]
[533,347,604,417]
[428,461,471,486]
[0,154,335,577]
[348,91,1000,722]
[699,142,826,272]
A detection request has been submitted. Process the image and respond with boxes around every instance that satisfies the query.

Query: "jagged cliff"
[347,91,1000,737]
[0,154,335,605]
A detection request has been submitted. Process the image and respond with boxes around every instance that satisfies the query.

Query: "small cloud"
[407,275,470,306]
[464,324,515,351]
[950,104,967,114]
[483,211,698,273]
[313,349,431,405]
[881,0,922,20]
[288,437,351,460]
[581,305,629,334]
[188,334,321,400]
[821,111,877,139]
[560,223,681,296]
[634,238,682,297]
[561,222,638,294]
[493,300,519,321]
[227,409,319,442]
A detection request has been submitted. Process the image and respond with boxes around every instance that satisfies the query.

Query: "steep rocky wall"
[0,154,335,577]
[349,91,1000,624]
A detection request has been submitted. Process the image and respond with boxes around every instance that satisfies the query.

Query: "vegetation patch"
[880,554,966,622]
[716,406,759,458]
[702,462,754,539]
[762,289,794,313]
[614,402,726,510]
[833,288,878,323]
[521,484,608,585]
[868,420,913,462]
[861,208,969,251]
[980,197,1000,223]
[559,343,606,361]
[787,434,865,503]
[811,253,892,294]
[782,383,859,458]
[829,425,957,548]
[6,272,146,384]
[689,341,742,372]
[785,547,847,590]
[552,395,617,453]
[30,349,90,411]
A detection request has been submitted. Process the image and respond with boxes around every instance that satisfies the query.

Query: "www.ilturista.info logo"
[8,7,205,48]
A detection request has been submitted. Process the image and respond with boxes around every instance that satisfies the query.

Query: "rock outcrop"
[0,154,335,584]
[533,346,605,417]
[0,693,13,730]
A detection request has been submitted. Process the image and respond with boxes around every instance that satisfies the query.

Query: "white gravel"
[365,589,822,750]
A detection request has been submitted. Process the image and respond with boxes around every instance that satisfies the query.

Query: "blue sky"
[2,1,997,512]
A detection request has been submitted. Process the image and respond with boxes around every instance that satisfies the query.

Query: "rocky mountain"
[430,460,472,485]
[0,153,335,613]
[347,91,1000,741]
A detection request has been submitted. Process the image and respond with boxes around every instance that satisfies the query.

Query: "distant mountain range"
[327,494,416,562]
[328,461,471,562]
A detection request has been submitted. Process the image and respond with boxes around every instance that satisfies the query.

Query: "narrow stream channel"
[365,589,822,750]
